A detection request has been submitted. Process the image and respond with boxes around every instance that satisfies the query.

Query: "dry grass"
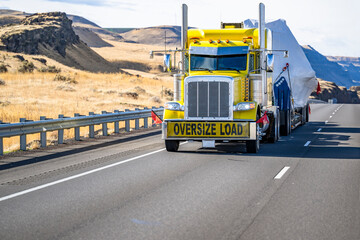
[91,40,176,74]
[0,37,175,154]
[0,71,172,153]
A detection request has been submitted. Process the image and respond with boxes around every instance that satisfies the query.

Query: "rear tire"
[306,104,310,122]
[165,140,179,152]
[268,109,280,143]
[280,109,291,136]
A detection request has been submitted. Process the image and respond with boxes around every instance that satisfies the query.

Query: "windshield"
[190,54,247,72]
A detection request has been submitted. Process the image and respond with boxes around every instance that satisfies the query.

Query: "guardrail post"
[135,108,140,130]
[0,137,3,156]
[20,118,26,151]
[102,111,108,136]
[40,116,47,147]
[125,109,130,132]
[89,112,95,138]
[58,114,64,144]
[143,107,149,129]
[74,113,80,141]
[114,110,120,133]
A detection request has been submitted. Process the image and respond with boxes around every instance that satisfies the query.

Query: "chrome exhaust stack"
[174,3,188,102]
[258,2,267,107]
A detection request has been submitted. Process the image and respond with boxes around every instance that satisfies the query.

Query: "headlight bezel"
[164,101,184,111]
[233,102,256,111]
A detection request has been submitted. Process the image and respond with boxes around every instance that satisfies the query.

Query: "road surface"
[0,103,359,240]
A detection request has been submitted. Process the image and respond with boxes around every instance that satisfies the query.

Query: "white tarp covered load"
[244,19,317,108]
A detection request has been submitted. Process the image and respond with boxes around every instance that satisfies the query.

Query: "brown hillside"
[0,12,119,73]
[310,79,360,103]
[73,26,113,48]
[120,26,181,46]
[0,9,29,25]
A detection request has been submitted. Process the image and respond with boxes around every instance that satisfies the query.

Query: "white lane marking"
[274,166,290,180]
[0,146,173,202]
[304,141,311,147]
[332,112,335,114]
[317,128,322,132]
[329,115,332,118]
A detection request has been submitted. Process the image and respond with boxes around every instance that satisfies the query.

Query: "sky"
[1,0,359,57]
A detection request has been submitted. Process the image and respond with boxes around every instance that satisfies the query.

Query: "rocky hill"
[326,56,360,86]
[0,12,118,72]
[67,15,124,46]
[119,26,183,46]
[310,79,360,103]
[0,9,29,25]
[0,10,123,48]
[302,45,359,88]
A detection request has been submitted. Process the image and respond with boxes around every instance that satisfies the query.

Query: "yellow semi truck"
[153,3,316,153]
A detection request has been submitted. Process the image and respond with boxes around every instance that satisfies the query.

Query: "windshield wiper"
[192,67,213,73]
[221,67,241,73]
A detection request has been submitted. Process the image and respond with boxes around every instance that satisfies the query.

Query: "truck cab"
[162,27,271,153]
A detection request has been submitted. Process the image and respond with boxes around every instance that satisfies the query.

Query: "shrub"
[13,55,25,61]
[32,57,47,65]
[18,61,35,73]
[125,92,138,99]
[39,65,61,73]
[0,78,5,86]
[53,74,77,84]
[0,64,7,73]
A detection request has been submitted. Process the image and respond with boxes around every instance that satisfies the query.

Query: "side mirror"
[163,54,172,72]
[149,51,154,59]
[266,53,274,72]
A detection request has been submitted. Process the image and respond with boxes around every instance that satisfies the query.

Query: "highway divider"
[0,107,164,156]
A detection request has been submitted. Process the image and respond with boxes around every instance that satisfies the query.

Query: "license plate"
[167,122,249,138]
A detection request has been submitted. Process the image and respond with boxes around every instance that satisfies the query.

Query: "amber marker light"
[226,39,230,43]
[209,39,213,43]
[217,39,221,43]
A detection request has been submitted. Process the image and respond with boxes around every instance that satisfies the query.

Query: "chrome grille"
[185,76,233,120]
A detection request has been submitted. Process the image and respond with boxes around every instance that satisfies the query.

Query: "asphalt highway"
[0,104,359,240]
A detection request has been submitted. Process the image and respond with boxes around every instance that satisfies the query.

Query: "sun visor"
[189,46,249,56]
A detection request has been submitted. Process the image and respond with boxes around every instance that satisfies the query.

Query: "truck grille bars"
[185,76,233,120]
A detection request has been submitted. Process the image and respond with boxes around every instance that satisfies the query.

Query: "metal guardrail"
[0,107,164,156]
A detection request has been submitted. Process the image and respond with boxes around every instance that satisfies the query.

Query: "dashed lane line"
[274,166,290,180]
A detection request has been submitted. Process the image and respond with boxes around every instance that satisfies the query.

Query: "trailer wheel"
[247,124,260,153]
[306,104,310,122]
[280,109,291,136]
[301,105,307,125]
[165,140,179,152]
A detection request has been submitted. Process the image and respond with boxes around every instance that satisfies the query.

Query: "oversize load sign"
[167,122,249,138]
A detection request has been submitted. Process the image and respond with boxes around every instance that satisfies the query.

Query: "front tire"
[165,140,179,152]
[247,124,260,153]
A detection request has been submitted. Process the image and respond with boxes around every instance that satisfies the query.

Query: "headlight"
[234,102,256,111]
[164,102,184,111]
